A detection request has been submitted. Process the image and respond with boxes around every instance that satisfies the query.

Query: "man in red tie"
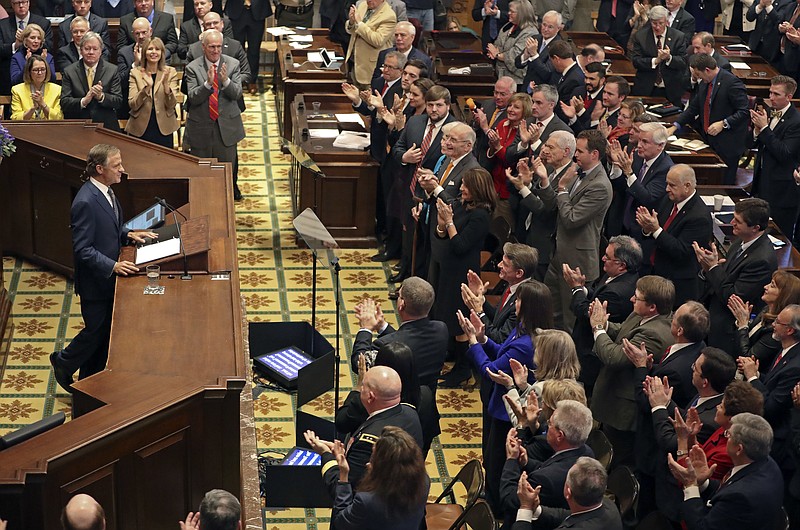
[184,29,245,200]
[635,164,713,306]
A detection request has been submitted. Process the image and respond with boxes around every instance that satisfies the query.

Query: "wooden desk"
[275,38,346,141]
[290,94,379,248]
[565,31,626,58]
[421,30,484,55]
[0,121,251,530]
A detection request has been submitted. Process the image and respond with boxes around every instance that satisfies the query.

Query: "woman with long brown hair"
[330,426,429,530]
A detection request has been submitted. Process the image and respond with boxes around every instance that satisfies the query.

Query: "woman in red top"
[674,380,764,480]
[486,92,532,225]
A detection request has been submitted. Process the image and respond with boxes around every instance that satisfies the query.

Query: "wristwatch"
[593,324,605,331]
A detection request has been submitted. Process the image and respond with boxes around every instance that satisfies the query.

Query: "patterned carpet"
[0,85,483,529]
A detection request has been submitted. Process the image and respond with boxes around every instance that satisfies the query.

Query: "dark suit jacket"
[56,42,81,72]
[702,232,778,354]
[331,481,426,530]
[570,87,604,133]
[747,1,782,63]
[473,99,506,168]
[183,0,223,20]
[176,15,234,59]
[676,68,749,172]
[510,498,622,530]
[780,0,800,76]
[751,342,800,468]
[351,317,448,390]
[117,10,178,57]
[752,104,800,222]
[432,152,480,202]
[554,63,586,123]
[225,0,272,20]
[500,445,594,516]
[354,77,403,163]
[515,33,563,91]
[391,113,458,199]
[321,403,423,489]
[669,7,696,36]
[59,13,111,57]
[647,193,713,306]
[630,26,689,106]
[90,0,134,18]
[372,46,432,80]
[482,289,518,343]
[682,457,784,530]
[607,150,672,238]
[71,180,129,301]
[597,0,635,45]
[733,310,780,366]
[505,114,573,167]
[60,58,123,131]
[472,0,510,49]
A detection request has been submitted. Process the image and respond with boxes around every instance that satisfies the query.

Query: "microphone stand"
[330,254,341,429]
[155,197,191,280]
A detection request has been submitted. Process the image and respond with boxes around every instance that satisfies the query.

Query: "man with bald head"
[185,13,250,86]
[304,365,423,488]
[62,494,105,530]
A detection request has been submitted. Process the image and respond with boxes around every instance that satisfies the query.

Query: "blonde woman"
[126,37,180,148]
[10,24,56,86]
[11,55,63,120]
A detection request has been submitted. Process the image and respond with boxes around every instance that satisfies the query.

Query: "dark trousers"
[484,416,512,518]
[231,8,264,83]
[59,296,114,379]
[602,423,636,470]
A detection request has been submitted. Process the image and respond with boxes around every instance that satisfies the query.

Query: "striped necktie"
[209,65,219,121]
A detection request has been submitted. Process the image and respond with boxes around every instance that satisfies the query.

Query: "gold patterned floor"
[0,85,483,529]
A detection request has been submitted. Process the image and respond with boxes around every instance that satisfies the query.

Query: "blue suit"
[56,180,129,379]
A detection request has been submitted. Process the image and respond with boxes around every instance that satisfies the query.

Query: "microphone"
[155,196,191,280]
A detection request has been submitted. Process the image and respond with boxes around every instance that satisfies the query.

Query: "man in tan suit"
[346,0,396,86]
[588,275,675,468]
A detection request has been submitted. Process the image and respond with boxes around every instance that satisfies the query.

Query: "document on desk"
[288,34,313,42]
[135,237,181,265]
[267,26,297,36]
[307,52,323,63]
[729,61,751,70]
[333,131,371,149]
[309,128,340,138]
[335,113,366,128]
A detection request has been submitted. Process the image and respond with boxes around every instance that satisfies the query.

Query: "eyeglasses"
[633,296,648,302]
[602,254,622,263]
[443,135,468,144]
[12,1,29,5]
[31,67,47,73]
[381,63,401,71]
[774,320,791,327]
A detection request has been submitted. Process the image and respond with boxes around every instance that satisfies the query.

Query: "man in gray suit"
[541,129,612,332]
[184,30,245,200]
[589,275,675,468]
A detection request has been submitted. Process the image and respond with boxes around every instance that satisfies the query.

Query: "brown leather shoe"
[248,83,258,95]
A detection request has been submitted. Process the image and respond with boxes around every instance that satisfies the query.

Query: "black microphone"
[155,196,191,280]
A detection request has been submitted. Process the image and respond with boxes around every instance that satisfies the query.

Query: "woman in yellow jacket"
[11,56,63,120]
[126,37,180,148]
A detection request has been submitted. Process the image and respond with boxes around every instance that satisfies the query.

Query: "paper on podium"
[135,238,181,265]
[307,52,323,63]
[332,131,370,149]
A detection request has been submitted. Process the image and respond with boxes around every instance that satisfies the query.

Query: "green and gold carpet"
[0,86,483,529]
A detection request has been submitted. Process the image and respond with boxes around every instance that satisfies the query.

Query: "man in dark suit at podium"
[50,144,156,393]
[351,276,447,391]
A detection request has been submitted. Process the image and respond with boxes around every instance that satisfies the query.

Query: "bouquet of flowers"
[0,121,15,158]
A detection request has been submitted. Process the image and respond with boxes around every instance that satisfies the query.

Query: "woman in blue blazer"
[10,24,57,86]
[458,279,554,517]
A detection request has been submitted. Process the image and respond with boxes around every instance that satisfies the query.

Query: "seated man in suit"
[589,275,675,468]
[56,15,88,72]
[739,304,800,476]
[60,31,123,131]
[564,235,640,396]
[668,413,784,530]
[512,457,622,530]
[371,21,432,80]
[636,164,713,305]
[690,32,732,71]
[665,0,696,35]
[515,10,564,92]
[693,198,777,355]
[669,53,749,185]
[345,0,396,86]
[607,121,672,239]
[177,0,233,60]
[304,366,424,489]
[630,5,689,106]
[59,0,110,58]
[750,75,800,241]
[500,400,595,519]
[184,29,246,200]
[117,0,178,59]
[351,276,448,392]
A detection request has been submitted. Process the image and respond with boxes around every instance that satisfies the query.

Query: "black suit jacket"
[607,150,672,238]
[630,26,689,106]
[354,77,403,163]
[90,0,134,18]
[676,68,749,173]
[117,10,178,57]
[669,7,696,36]
[59,13,111,57]
[183,0,223,21]
[515,33,563,92]
[682,457,784,530]
[56,42,81,72]
[392,113,458,201]
[571,271,637,393]
[60,58,123,131]
[751,342,800,468]
[702,232,778,354]
[554,63,586,123]
[351,317,448,390]
[733,310,780,366]
[647,193,713,306]
[473,99,506,168]
[747,1,782,63]
[510,498,622,530]
[432,153,481,202]
[752,105,800,224]
[176,16,234,59]
[225,0,272,20]
[472,0,510,49]
[597,0,634,45]
[481,290,519,343]
[570,87,604,133]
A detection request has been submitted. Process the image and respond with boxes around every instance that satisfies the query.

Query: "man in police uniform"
[276,0,314,27]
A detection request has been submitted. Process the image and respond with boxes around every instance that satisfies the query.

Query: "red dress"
[489,118,521,199]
